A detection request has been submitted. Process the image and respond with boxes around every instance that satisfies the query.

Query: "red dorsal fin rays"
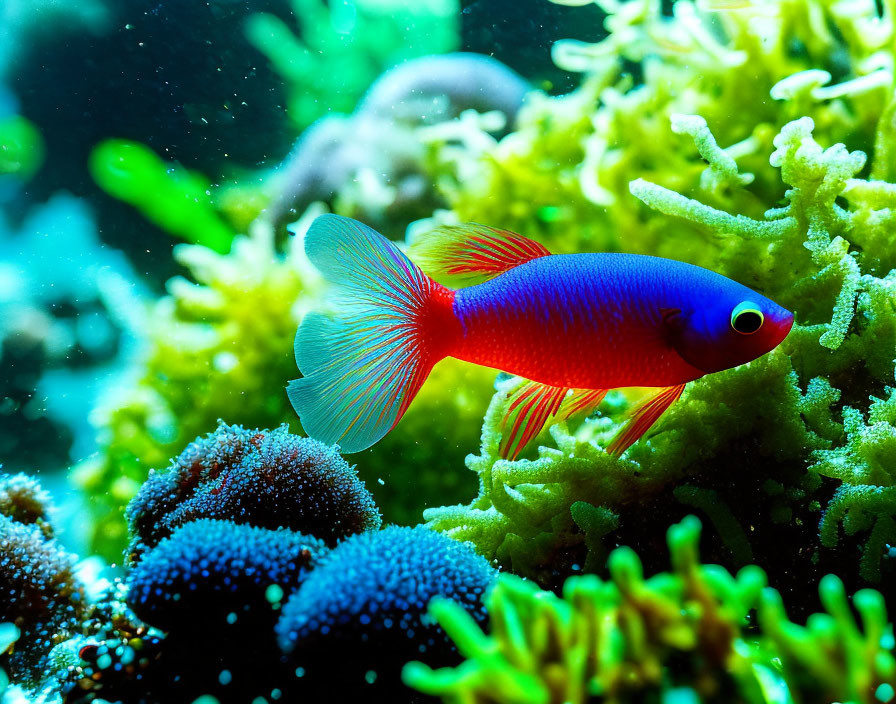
[411,223,552,285]
[606,384,686,457]
[499,384,609,461]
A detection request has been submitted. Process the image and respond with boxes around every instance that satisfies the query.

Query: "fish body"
[453,253,708,388]
[288,215,793,458]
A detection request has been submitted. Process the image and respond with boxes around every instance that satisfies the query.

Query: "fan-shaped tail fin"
[288,215,459,453]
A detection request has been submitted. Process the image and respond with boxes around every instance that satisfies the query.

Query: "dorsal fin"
[410,223,552,285]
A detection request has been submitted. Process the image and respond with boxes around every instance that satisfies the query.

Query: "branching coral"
[423,0,895,254]
[277,525,497,698]
[815,386,896,581]
[126,421,381,557]
[405,516,896,704]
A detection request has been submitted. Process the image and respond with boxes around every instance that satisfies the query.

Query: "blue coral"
[108,520,328,703]
[126,519,327,634]
[276,525,497,697]
[126,422,381,557]
[0,514,85,686]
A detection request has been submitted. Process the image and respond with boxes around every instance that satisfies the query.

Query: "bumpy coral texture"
[421,0,896,590]
[0,472,54,539]
[276,525,497,696]
[405,516,896,704]
[126,519,327,633]
[126,421,381,557]
[0,513,86,686]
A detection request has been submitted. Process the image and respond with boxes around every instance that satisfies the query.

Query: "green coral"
[245,0,459,130]
[421,0,896,586]
[404,516,896,704]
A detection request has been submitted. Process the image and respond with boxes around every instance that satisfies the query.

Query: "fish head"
[665,282,794,375]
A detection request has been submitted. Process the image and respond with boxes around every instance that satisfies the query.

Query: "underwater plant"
[419,0,896,592]
[277,524,498,698]
[404,515,896,704]
[126,421,381,557]
[245,0,460,130]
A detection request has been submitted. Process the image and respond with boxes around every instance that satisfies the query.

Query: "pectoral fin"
[557,388,609,421]
[606,384,686,457]
[500,380,568,460]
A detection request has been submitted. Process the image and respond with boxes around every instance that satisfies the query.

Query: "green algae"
[404,516,896,704]
[420,0,896,586]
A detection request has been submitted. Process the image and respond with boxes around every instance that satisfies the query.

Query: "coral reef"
[262,53,529,232]
[277,525,498,698]
[245,0,460,130]
[126,422,381,557]
[0,475,86,687]
[8,0,896,699]
[405,516,896,704]
[420,0,896,595]
[59,431,494,703]
[127,519,326,632]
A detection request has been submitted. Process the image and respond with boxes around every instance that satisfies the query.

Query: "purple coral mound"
[126,421,381,558]
[126,519,327,633]
[0,473,85,685]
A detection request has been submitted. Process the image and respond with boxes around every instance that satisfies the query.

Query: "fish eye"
[731,301,764,334]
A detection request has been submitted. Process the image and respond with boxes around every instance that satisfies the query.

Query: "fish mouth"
[774,311,795,346]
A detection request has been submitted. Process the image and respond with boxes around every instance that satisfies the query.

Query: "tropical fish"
[288,214,794,459]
